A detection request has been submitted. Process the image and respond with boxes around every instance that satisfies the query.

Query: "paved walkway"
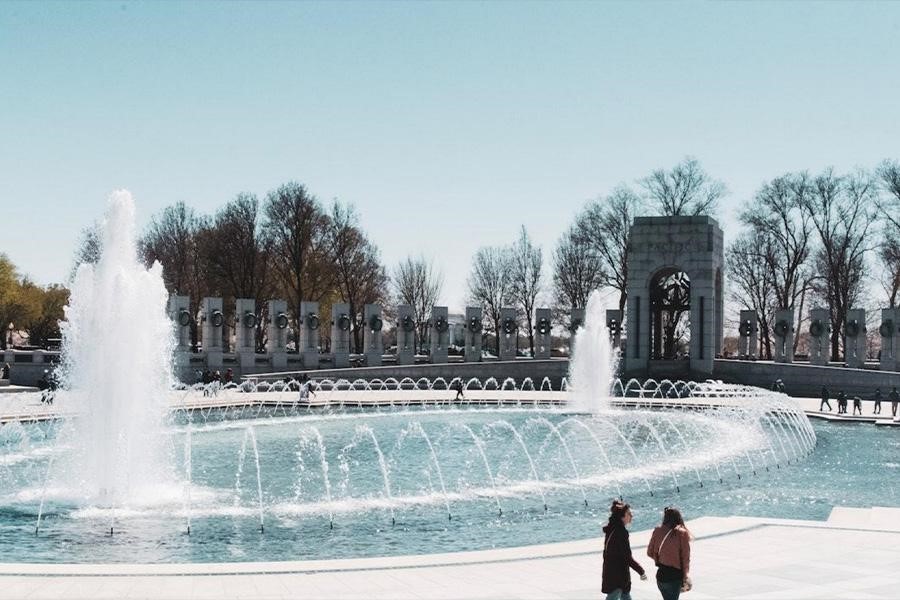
[2,509,899,599]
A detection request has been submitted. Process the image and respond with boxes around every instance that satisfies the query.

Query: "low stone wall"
[713,359,900,398]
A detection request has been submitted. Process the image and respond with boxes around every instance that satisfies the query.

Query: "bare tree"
[327,201,389,353]
[740,173,814,350]
[197,193,274,350]
[572,186,641,311]
[640,157,726,216]
[726,233,777,359]
[140,202,205,348]
[262,182,331,346]
[878,233,900,307]
[799,169,879,360]
[552,226,604,316]
[467,246,513,355]
[509,226,543,356]
[875,160,900,306]
[69,222,102,281]
[393,256,443,353]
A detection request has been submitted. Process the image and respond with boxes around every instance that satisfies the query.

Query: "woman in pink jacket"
[647,507,692,600]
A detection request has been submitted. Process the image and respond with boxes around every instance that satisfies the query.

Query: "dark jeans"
[657,580,681,600]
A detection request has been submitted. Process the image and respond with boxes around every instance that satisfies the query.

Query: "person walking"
[819,386,832,412]
[601,500,647,600]
[891,387,900,418]
[837,390,847,414]
[873,388,882,415]
[453,378,465,402]
[852,395,863,416]
[647,507,693,600]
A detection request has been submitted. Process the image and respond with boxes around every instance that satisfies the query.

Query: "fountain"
[0,191,828,565]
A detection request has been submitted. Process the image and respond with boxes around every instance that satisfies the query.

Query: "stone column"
[430,306,449,364]
[298,301,320,369]
[569,308,585,356]
[534,308,552,359]
[606,309,623,353]
[464,307,483,362]
[773,308,794,364]
[234,298,257,368]
[200,297,224,369]
[168,295,192,352]
[738,309,758,359]
[331,303,351,369]
[879,308,897,371]
[266,299,289,370]
[689,281,716,375]
[364,303,383,366]
[396,304,415,365]
[845,308,867,368]
[499,307,518,361]
[808,307,831,366]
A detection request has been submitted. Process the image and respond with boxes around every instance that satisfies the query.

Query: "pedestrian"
[647,506,693,600]
[891,387,900,418]
[873,388,882,415]
[224,368,233,384]
[454,378,465,402]
[601,500,647,600]
[819,386,832,412]
[299,374,316,403]
[852,395,862,416]
[837,390,847,414]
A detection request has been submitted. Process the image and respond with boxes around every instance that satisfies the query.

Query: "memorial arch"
[625,216,724,377]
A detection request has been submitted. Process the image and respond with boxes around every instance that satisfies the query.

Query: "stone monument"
[266,299,289,370]
[606,309,623,352]
[396,304,415,365]
[331,303,351,369]
[234,298,258,368]
[569,308,585,354]
[464,306,483,362]
[298,301,320,369]
[499,307,518,361]
[364,303,383,366]
[773,308,794,364]
[738,309,758,359]
[200,297,224,369]
[168,295,191,352]
[624,216,724,376]
[845,308,867,368]
[880,308,899,371]
[430,306,449,364]
[534,308,552,360]
[808,307,831,366]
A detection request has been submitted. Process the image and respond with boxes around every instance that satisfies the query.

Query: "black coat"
[601,520,645,593]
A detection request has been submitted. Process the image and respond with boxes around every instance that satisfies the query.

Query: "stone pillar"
[845,308,867,368]
[396,304,415,365]
[689,281,717,375]
[429,306,449,364]
[298,301,320,369]
[331,303,351,368]
[773,308,794,364]
[464,307,483,362]
[738,309,758,359]
[499,307,518,361]
[364,303,383,366]
[606,309,623,353]
[533,308,552,359]
[808,307,831,366]
[234,298,257,368]
[168,295,192,352]
[266,299,289,370]
[200,297,224,369]
[880,308,900,371]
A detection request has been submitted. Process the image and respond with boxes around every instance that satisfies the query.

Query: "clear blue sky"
[2,1,898,312]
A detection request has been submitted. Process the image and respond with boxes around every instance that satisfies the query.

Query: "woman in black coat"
[602,500,647,600]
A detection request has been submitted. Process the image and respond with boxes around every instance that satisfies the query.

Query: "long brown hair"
[662,506,692,539]
[608,500,630,525]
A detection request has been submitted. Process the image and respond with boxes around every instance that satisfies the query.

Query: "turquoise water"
[0,406,885,564]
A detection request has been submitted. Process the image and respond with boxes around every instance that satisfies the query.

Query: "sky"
[1,1,899,313]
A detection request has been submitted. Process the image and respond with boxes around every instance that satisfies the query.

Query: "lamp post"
[7,323,13,350]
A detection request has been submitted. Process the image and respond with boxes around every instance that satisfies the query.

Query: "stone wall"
[713,359,900,398]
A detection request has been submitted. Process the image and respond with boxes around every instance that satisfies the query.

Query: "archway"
[649,269,691,360]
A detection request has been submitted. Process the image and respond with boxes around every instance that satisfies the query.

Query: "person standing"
[602,500,647,600]
[647,507,693,600]
[852,395,862,416]
[873,388,882,415]
[820,386,832,412]
[837,390,847,414]
[891,387,900,418]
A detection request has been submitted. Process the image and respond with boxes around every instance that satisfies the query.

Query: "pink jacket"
[647,525,691,575]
